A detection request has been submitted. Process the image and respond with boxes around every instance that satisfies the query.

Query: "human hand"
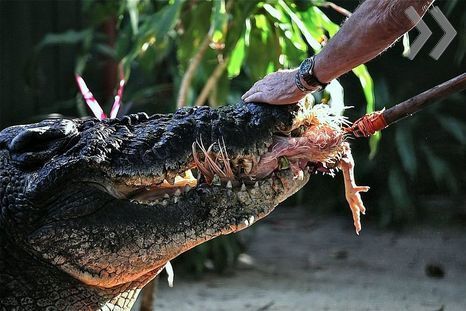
[241,69,309,105]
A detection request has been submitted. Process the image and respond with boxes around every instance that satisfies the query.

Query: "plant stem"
[321,2,352,17]
[383,73,466,126]
[176,34,211,108]
[195,56,229,106]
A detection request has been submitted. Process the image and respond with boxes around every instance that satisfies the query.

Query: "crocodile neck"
[0,230,143,310]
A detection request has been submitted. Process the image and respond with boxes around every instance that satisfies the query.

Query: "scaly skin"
[0,103,310,310]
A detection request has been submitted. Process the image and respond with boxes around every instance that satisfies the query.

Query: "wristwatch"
[296,56,328,92]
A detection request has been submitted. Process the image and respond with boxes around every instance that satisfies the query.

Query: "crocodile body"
[0,103,311,310]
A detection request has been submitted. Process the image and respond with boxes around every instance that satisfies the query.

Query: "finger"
[241,88,256,100]
[241,82,263,100]
[243,92,267,103]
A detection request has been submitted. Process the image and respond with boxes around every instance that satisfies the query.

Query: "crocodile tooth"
[173,197,179,204]
[164,193,170,199]
[184,185,191,193]
[249,216,255,225]
[241,183,247,191]
[244,219,250,227]
[161,200,168,206]
[174,189,181,196]
[226,180,232,189]
[298,170,304,180]
[184,169,195,179]
[254,181,259,188]
[212,175,221,186]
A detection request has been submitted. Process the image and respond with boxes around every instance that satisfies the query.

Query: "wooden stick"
[383,72,466,126]
[347,73,466,137]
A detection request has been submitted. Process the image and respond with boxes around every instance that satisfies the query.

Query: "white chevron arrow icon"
[404,6,457,60]
[429,6,457,60]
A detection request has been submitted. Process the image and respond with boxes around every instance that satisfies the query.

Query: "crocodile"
[0,102,367,310]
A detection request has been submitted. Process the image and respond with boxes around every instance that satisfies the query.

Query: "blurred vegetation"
[0,0,465,274]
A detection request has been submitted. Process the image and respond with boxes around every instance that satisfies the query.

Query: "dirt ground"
[148,207,466,311]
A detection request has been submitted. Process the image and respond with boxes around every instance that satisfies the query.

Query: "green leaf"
[95,43,116,58]
[278,0,321,51]
[352,64,380,158]
[298,6,339,39]
[263,4,307,52]
[176,0,211,69]
[36,30,92,50]
[210,0,228,43]
[368,132,381,160]
[395,126,417,178]
[420,144,458,191]
[227,38,246,78]
[223,1,258,56]
[128,0,183,68]
[311,7,339,36]
[136,1,182,45]
[387,168,412,212]
[244,15,279,80]
[352,64,374,112]
[127,0,140,35]
[437,115,466,144]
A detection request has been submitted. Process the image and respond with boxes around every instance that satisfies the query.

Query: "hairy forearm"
[314,0,434,83]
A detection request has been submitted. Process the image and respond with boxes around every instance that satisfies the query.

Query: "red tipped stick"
[347,73,466,137]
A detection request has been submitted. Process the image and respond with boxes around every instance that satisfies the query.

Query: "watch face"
[299,58,312,76]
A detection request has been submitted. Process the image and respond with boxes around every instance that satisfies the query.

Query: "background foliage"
[0,0,465,274]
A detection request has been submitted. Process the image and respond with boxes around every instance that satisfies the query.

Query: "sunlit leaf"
[264,4,307,52]
[227,38,245,78]
[127,0,140,35]
[299,7,339,38]
[352,64,380,157]
[278,0,321,51]
[245,15,279,80]
[210,0,228,43]
[311,7,339,36]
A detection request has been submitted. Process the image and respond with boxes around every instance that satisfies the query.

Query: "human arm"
[241,0,435,104]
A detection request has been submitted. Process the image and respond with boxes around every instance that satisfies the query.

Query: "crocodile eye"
[6,119,78,166]
[8,119,76,152]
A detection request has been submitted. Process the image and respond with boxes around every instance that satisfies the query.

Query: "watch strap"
[298,57,328,91]
[295,71,312,93]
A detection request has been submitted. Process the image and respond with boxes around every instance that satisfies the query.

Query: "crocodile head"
[0,102,346,308]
